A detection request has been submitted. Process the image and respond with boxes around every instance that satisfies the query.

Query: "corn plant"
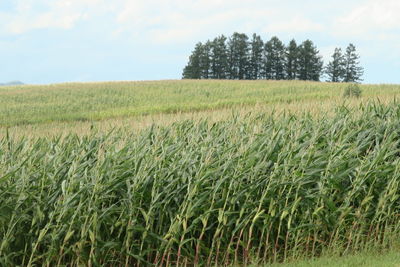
[1,102,400,266]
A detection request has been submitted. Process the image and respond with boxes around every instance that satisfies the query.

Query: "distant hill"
[0,81,24,86]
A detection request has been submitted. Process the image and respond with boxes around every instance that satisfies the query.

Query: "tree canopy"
[183,33,363,83]
[325,44,364,83]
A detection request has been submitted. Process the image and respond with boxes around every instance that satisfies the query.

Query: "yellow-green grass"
[1,80,400,137]
[266,248,400,267]
[0,80,399,126]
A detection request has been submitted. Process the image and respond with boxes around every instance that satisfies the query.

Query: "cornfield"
[1,102,400,266]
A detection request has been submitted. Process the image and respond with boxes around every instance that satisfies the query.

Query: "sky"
[0,0,399,84]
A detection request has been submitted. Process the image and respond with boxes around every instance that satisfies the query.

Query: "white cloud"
[264,17,324,34]
[3,0,400,64]
[2,0,109,34]
[115,0,326,44]
[333,0,400,38]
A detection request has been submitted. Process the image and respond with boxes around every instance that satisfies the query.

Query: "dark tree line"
[183,33,363,83]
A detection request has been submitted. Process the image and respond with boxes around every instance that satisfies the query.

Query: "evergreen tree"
[286,39,299,80]
[210,35,229,79]
[297,40,323,81]
[199,41,212,79]
[227,32,250,80]
[262,42,273,80]
[249,33,264,80]
[263,36,286,80]
[183,34,363,83]
[325,48,345,82]
[182,42,203,79]
[343,43,364,83]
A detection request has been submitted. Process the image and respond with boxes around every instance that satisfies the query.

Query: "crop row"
[1,102,400,266]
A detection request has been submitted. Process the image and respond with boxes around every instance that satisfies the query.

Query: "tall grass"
[1,102,400,266]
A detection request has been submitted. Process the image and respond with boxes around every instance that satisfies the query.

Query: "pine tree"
[199,41,212,79]
[227,32,250,80]
[183,35,363,83]
[249,33,264,80]
[182,42,203,79]
[286,39,298,80]
[297,40,323,81]
[263,37,286,80]
[343,43,364,83]
[262,42,273,79]
[325,48,345,82]
[210,35,228,79]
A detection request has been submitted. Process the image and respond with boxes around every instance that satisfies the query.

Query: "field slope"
[1,80,400,127]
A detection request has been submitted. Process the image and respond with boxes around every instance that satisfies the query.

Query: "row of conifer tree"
[182,33,363,82]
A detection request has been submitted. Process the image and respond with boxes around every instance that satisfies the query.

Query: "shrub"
[343,83,362,98]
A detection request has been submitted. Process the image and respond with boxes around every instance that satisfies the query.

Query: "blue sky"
[1,0,399,84]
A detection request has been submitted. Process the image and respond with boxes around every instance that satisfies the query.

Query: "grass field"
[268,248,400,267]
[1,80,400,137]
[1,80,400,266]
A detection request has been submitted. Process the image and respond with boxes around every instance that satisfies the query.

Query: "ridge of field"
[1,80,400,128]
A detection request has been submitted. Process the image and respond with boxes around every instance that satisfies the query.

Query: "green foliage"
[184,35,365,83]
[325,44,364,83]
[286,39,299,80]
[263,36,287,80]
[183,33,327,81]
[1,102,400,265]
[325,48,345,82]
[182,42,203,79]
[343,83,362,98]
[249,33,264,80]
[227,32,250,80]
[344,43,364,83]
[297,40,324,81]
[210,35,229,79]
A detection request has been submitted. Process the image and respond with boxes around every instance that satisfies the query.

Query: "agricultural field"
[1,80,400,266]
[1,80,400,137]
